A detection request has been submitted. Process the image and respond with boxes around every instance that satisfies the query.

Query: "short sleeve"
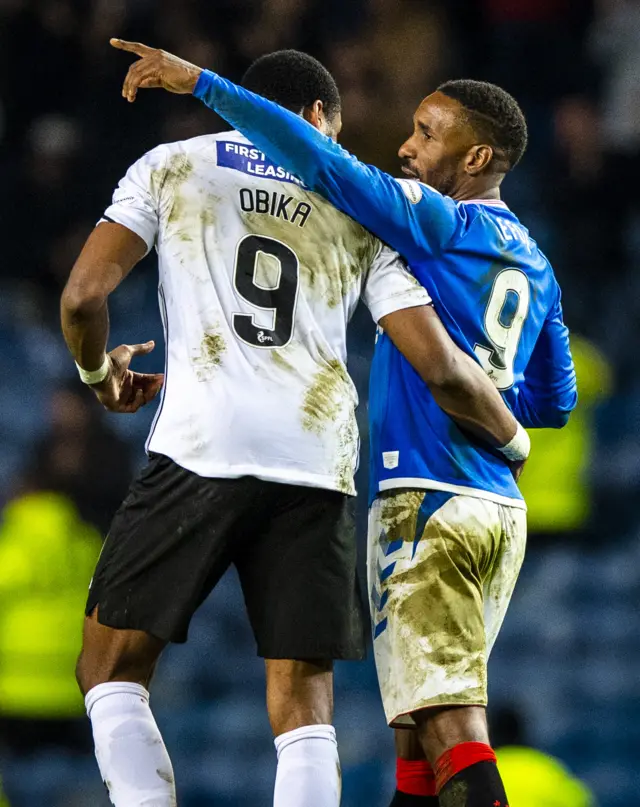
[100,146,168,255]
[362,245,431,323]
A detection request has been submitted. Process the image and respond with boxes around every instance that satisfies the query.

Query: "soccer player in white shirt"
[61,50,524,807]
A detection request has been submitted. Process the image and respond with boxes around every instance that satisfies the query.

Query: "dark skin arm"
[380,306,524,475]
[61,222,164,413]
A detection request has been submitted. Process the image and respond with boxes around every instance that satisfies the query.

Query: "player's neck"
[453,190,501,203]
[451,179,501,204]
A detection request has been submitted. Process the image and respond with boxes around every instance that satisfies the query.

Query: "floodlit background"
[0,0,639,805]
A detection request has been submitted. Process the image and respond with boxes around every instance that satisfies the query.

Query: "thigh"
[368,490,503,728]
[87,455,259,644]
[236,484,366,661]
[484,505,527,656]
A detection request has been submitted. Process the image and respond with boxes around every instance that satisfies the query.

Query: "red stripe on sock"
[396,758,437,797]
[435,742,497,793]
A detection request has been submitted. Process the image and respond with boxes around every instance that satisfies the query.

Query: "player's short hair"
[437,79,528,171]
[241,50,341,121]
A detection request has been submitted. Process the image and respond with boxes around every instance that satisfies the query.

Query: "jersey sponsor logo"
[396,178,424,204]
[217,141,305,186]
[383,450,399,469]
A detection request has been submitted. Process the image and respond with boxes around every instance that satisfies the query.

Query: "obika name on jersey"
[217,140,304,186]
[239,188,312,228]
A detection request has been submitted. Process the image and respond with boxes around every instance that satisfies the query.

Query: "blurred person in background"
[128,41,579,807]
[0,112,84,285]
[548,96,622,336]
[480,0,592,107]
[491,705,596,807]
[22,382,134,535]
[0,491,101,760]
[589,0,640,208]
[326,0,451,173]
[519,334,612,544]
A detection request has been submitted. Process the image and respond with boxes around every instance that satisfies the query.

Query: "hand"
[508,458,526,483]
[91,341,164,413]
[110,38,203,102]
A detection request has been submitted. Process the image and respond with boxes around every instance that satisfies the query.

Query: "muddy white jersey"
[102,130,430,494]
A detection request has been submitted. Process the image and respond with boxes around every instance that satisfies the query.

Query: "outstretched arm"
[109,39,463,263]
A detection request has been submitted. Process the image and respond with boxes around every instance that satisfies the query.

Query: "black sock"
[438,761,508,807]
[389,791,439,806]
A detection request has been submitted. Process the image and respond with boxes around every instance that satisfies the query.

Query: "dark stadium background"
[0,0,639,805]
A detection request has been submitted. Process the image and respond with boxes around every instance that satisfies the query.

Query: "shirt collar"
[459,198,509,209]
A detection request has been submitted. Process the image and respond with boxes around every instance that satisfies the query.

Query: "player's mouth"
[401,165,419,179]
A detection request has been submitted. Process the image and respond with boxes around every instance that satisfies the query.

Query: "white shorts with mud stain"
[368,489,527,728]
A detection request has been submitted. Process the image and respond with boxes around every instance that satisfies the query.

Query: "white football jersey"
[102,130,430,495]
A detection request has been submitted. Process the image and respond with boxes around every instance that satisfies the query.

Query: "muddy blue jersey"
[194,70,577,506]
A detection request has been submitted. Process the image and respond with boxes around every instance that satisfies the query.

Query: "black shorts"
[87,454,366,659]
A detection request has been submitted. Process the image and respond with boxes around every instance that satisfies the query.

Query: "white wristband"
[498,422,530,462]
[75,355,110,385]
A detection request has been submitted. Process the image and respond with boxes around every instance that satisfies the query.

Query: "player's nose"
[398,136,415,160]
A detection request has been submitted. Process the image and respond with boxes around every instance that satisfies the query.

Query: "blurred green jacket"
[0,492,101,718]
[497,746,596,806]
[519,334,611,532]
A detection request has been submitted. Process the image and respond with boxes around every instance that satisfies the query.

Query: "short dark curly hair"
[241,50,341,121]
[437,79,528,171]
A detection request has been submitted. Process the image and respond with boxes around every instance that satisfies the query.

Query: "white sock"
[85,682,176,807]
[273,724,341,807]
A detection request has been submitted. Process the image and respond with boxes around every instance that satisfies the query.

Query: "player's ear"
[465,144,494,176]
[302,100,324,132]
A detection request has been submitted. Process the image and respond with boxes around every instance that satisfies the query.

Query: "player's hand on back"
[110,38,203,102]
[508,458,526,483]
[91,341,164,414]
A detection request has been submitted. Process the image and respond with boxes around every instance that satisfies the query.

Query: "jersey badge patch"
[383,451,400,469]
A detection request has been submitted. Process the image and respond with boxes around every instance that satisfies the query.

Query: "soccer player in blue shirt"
[113,42,577,807]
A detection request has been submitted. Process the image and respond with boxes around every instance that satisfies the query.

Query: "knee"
[266,659,334,736]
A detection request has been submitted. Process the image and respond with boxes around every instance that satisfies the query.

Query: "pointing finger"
[110,38,155,57]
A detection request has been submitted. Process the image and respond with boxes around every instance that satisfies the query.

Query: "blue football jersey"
[366,193,575,506]
[194,71,578,506]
